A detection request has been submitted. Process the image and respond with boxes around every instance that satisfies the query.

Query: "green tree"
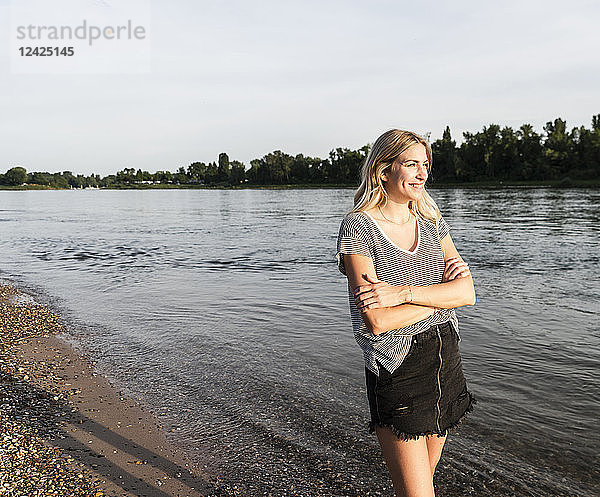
[480,124,502,179]
[542,118,570,179]
[290,154,310,183]
[456,125,502,181]
[99,174,117,187]
[431,126,457,181]
[187,162,207,184]
[204,162,218,184]
[4,166,27,186]
[52,173,69,188]
[246,160,259,184]
[495,126,519,180]
[229,160,245,185]
[28,171,53,186]
[116,167,136,184]
[86,174,100,188]
[175,166,188,184]
[217,153,230,183]
[289,154,325,184]
[515,124,542,180]
[570,115,600,179]
[74,174,87,188]
[251,151,293,184]
[61,171,81,188]
[328,147,369,184]
[456,132,484,181]
[308,158,327,183]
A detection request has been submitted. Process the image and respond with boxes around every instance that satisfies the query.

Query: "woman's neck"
[378,201,412,225]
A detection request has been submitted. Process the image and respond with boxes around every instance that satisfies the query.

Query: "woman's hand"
[443,258,471,282]
[353,274,409,312]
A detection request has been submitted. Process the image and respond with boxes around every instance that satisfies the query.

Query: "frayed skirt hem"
[368,392,477,441]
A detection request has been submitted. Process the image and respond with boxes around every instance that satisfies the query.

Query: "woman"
[336,129,476,497]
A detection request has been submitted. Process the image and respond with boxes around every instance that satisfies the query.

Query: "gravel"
[0,284,104,496]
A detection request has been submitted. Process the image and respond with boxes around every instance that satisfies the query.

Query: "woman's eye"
[403,162,429,169]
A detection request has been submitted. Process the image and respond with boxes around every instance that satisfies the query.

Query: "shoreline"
[1,178,599,190]
[0,283,222,497]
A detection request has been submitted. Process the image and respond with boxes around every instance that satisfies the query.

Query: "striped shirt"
[336,211,460,376]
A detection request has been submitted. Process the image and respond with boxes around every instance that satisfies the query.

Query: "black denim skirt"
[365,321,476,440]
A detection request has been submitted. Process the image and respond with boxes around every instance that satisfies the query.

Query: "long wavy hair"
[351,129,441,223]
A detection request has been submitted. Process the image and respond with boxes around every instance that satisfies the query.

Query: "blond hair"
[352,129,441,223]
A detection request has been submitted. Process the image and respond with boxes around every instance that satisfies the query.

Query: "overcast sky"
[1,0,599,175]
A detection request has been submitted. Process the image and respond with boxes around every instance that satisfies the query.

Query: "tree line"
[2,115,598,188]
[432,115,600,182]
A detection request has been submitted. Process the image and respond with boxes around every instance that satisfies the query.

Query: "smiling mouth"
[409,182,424,189]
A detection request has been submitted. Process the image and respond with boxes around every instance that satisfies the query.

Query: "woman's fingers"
[448,267,470,280]
[354,283,398,309]
[445,260,470,280]
[354,288,378,301]
[447,264,468,279]
[443,258,459,280]
[355,289,379,305]
[354,282,384,296]
[444,259,467,275]
[356,293,381,310]
[357,297,380,311]
[445,258,467,271]
[354,277,390,299]
[363,273,381,284]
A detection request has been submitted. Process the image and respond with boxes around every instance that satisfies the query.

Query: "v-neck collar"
[361,211,420,254]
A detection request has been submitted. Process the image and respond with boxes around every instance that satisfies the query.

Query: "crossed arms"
[343,234,476,336]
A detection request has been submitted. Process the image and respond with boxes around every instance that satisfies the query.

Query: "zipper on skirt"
[435,325,443,433]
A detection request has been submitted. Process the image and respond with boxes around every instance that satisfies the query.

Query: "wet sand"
[0,284,222,497]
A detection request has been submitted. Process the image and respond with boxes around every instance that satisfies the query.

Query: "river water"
[0,188,598,496]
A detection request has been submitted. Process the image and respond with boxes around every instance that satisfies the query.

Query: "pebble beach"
[0,283,221,497]
[0,284,103,496]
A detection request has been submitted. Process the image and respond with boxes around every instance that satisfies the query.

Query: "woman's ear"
[380,164,392,183]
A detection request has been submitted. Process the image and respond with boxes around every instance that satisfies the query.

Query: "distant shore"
[1,178,599,191]
[0,283,221,497]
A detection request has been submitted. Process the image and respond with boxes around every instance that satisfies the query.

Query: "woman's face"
[381,143,429,203]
